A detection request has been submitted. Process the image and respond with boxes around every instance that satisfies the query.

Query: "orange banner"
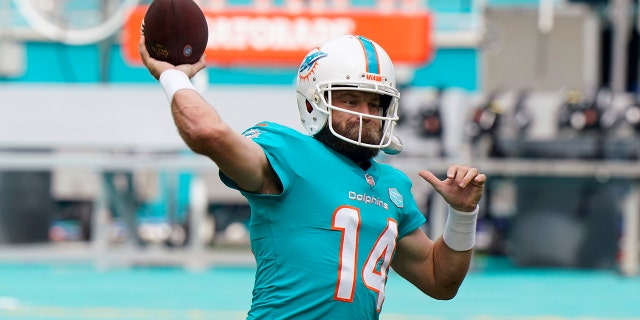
[122,6,432,66]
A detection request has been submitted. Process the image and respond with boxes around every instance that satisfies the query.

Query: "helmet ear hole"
[305,100,313,113]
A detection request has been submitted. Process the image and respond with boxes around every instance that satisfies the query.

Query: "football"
[142,0,208,65]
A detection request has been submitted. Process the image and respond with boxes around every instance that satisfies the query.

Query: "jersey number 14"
[332,205,398,312]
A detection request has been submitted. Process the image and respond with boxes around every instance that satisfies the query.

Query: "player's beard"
[315,118,382,165]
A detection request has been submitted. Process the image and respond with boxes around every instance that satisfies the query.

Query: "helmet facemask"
[319,84,399,151]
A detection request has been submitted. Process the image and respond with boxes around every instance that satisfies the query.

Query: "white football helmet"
[295,34,402,154]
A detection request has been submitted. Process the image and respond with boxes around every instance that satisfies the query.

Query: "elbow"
[430,287,459,301]
[423,279,463,300]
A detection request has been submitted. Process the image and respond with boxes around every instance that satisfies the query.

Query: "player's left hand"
[419,165,486,212]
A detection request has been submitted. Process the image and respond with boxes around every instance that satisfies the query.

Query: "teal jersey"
[221,122,426,320]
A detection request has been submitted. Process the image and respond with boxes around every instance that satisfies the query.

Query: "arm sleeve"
[394,170,427,239]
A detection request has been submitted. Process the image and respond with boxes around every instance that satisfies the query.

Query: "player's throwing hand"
[138,35,206,80]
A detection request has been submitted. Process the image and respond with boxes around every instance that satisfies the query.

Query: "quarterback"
[140,34,486,319]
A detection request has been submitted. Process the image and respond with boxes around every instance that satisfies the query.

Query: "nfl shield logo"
[365,174,375,187]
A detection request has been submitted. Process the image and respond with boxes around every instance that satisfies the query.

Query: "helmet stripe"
[356,36,380,74]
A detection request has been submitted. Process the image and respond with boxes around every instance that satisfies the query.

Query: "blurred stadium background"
[0,0,640,319]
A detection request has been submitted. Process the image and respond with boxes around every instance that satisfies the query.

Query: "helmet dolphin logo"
[299,51,328,78]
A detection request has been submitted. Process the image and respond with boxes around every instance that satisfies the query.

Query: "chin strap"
[381,134,403,155]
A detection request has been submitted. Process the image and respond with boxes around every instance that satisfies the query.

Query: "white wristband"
[442,205,479,251]
[159,69,195,103]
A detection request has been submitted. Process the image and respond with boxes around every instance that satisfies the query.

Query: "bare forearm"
[391,229,473,301]
[170,89,224,155]
[430,237,473,299]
